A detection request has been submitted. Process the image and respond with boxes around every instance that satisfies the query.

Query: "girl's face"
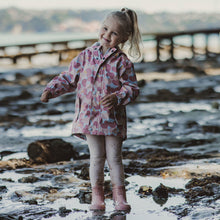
[99,16,127,53]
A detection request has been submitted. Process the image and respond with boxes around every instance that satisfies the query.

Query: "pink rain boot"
[90,185,105,211]
[113,186,131,211]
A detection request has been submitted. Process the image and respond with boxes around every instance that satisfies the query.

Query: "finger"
[103,105,113,110]
[41,98,48,103]
[41,94,48,102]
[100,99,110,106]
[101,96,110,103]
[103,101,115,109]
[102,100,113,107]
[103,102,112,107]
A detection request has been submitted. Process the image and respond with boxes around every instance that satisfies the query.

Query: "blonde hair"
[107,8,142,59]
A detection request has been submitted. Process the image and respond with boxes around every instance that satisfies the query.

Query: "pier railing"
[143,27,220,61]
[0,37,97,64]
[0,28,219,64]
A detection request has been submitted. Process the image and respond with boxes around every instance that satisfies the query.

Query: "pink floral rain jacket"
[44,42,139,140]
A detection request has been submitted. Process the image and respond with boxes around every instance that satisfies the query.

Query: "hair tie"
[121,8,129,13]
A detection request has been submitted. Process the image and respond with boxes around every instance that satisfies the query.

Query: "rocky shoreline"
[0,58,220,219]
[0,143,219,219]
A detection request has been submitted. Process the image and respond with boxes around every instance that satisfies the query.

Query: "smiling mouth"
[103,37,110,43]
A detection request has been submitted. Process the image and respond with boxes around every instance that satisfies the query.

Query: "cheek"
[99,30,104,38]
[112,35,119,42]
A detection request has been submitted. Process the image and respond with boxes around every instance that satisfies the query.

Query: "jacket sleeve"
[115,57,139,105]
[43,51,85,98]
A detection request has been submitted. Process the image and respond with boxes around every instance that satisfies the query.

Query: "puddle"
[43,176,186,220]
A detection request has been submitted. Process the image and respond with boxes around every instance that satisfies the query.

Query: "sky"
[0,0,220,13]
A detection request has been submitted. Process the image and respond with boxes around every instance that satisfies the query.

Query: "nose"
[104,31,111,40]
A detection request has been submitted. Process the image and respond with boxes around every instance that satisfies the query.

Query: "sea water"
[0,32,98,46]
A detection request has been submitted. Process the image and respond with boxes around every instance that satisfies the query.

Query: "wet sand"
[0,57,220,219]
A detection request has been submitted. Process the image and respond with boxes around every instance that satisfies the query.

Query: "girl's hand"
[41,90,52,103]
[101,94,118,109]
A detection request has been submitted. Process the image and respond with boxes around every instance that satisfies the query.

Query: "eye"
[112,32,118,36]
[103,27,108,31]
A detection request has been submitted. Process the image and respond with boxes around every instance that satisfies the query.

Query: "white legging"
[86,134,125,187]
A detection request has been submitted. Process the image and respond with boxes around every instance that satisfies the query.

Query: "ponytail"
[108,8,142,59]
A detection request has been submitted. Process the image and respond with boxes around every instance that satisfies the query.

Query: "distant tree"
[24,17,51,32]
[1,7,220,33]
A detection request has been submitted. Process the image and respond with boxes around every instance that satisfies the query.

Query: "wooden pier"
[0,37,97,64]
[143,27,220,61]
[0,28,219,64]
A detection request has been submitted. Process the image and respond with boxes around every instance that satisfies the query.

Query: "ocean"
[0,32,98,46]
[0,32,219,47]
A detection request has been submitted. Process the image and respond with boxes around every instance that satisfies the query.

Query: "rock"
[77,166,90,180]
[0,78,12,85]
[11,191,25,202]
[59,207,72,217]
[185,120,199,129]
[24,199,38,205]
[0,114,30,127]
[18,90,32,99]
[1,178,14,182]
[0,158,32,169]
[0,150,16,160]
[27,138,79,163]
[152,184,169,206]
[123,148,193,166]
[147,89,178,102]
[124,161,151,176]
[198,87,215,97]
[0,206,57,220]
[77,189,92,204]
[0,91,32,105]
[202,125,220,133]
[138,185,153,196]
[211,101,219,109]
[0,185,7,194]
[185,175,220,204]
[35,119,56,127]
[15,72,25,79]
[32,186,59,194]
[138,183,183,206]
[185,175,220,189]
[185,184,215,203]
[53,175,79,185]
[44,109,63,115]
[178,87,196,96]
[164,205,191,219]
[182,65,206,75]
[123,151,138,159]
[18,175,39,183]
[137,79,146,87]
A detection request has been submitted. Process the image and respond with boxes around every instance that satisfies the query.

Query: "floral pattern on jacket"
[44,42,139,140]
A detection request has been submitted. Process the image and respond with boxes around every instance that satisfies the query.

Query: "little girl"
[41,8,142,211]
